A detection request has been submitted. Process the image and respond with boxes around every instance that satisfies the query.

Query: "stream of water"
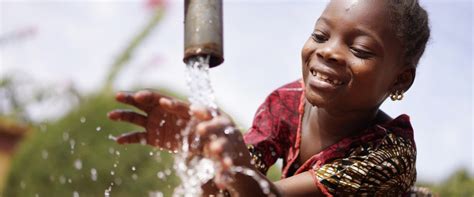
[168,55,276,197]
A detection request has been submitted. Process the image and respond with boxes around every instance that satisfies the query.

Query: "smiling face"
[302,0,412,113]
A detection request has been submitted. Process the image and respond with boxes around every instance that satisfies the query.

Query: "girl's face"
[302,0,410,113]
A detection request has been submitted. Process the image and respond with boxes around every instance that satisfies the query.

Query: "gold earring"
[390,90,404,101]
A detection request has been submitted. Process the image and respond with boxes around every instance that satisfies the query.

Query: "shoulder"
[314,127,417,196]
[271,79,304,97]
[263,79,303,112]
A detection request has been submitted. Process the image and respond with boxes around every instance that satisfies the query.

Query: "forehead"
[321,0,395,40]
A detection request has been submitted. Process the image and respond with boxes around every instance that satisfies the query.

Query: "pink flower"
[145,0,167,10]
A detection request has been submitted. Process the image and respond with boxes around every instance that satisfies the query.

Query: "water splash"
[172,56,218,197]
[170,55,275,196]
[185,55,218,111]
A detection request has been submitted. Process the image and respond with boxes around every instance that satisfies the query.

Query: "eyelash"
[311,32,374,59]
[350,47,374,59]
[311,32,327,43]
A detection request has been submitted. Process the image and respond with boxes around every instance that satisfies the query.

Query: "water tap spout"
[184,0,223,67]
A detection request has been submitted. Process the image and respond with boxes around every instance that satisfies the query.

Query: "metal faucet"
[184,0,223,68]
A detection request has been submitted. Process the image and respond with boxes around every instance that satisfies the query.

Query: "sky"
[0,0,473,183]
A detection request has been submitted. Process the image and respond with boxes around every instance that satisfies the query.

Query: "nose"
[316,40,346,65]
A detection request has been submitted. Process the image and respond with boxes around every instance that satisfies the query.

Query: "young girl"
[108,0,430,196]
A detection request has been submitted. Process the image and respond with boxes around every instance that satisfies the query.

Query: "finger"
[134,90,171,108]
[214,169,233,190]
[108,110,147,127]
[213,156,234,190]
[159,97,191,119]
[190,105,214,121]
[116,131,148,145]
[196,116,234,137]
[115,91,145,110]
[209,137,227,159]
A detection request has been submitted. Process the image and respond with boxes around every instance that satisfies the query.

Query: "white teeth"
[314,71,343,85]
[320,74,328,80]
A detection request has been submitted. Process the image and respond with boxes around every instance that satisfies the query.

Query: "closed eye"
[311,32,328,43]
[350,47,375,59]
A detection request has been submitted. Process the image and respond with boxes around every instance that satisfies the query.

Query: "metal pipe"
[184,0,224,67]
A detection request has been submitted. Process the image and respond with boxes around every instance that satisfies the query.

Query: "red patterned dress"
[243,80,417,196]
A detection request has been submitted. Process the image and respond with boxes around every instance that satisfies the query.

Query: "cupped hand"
[107,90,192,151]
[191,108,253,190]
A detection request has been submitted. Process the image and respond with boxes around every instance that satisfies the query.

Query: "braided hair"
[387,0,431,68]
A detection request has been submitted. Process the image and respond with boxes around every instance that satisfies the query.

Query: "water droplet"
[96,126,101,131]
[108,147,115,154]
[73,191,79,197]
[131,166,136,171]
[224,127,235,135]
[157,171,165,179]
[115,151,120,156]
[59,176,66,184]
[149,151,154,156]
[91,168,98,181]
[164,169,171,175]
[63,132,70,141]
[110,171,115,175]
[20,181,26,189]
[41,150,49,159]
[159,120,166,127]
[68,178,72,183]
[149,191,163,197]
[140,138,147,145]
[132,173,138,180]
[74,159,82,170]
[80,117,86,123]
[70,139,76,149]
[113,163,117,168]
[111,178,121,186]
[108,134,116,141]
[35,194,39,197]
[104,186,112,197]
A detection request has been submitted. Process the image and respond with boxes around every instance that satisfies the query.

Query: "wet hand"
[107,90,191,151]
[191,107,253,189]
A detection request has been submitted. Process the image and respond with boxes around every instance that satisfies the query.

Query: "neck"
[305,100,380,142]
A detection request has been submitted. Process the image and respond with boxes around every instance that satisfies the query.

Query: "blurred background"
[0,0,472,196]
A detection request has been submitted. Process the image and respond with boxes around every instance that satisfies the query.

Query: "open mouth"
[310,68,344,86]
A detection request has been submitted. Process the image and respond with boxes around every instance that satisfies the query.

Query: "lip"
[307,65,349,91]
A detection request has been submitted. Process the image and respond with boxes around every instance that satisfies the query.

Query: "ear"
[390,67,416,93]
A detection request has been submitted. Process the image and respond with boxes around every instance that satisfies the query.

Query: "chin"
[304,88,326,108]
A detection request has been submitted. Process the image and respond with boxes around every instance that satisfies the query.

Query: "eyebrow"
[316,17,333,28]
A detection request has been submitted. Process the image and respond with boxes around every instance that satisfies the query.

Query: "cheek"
[301,39,314,62]
[349,64,391,102]
[301,39,314,79]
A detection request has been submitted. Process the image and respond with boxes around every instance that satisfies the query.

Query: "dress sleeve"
[243,90,284,175]
[311,133,417,196]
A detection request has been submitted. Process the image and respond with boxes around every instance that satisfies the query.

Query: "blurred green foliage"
[3,91,179,197]
[418,169,474,196]
[2,89,284,196]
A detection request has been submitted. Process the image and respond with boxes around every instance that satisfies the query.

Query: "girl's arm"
[193,108,324,197]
